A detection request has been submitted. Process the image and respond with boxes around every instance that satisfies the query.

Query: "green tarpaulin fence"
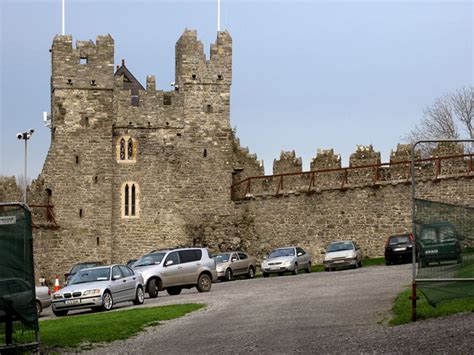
[0,203,39,350]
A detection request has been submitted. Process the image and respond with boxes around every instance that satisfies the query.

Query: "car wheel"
[167,287,182,296]
[147,279,159,298]
[277,272,284,276]
[385,259,391,266]
[306,262,312,273]
[196,274,212,293]
[101,291,113,311]
[224,268,233,282]
[52,308,68,317]
[35,301,42,317]
[263,272,269,278]
[358,260,362,267]
[247,266,255,279]
[354,261,359,269]
[292,264,298,275]
[324,267,329,272]
[133,286,145,305]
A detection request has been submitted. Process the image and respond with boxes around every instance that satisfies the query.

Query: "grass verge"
[40,303,205,349]
[390,288,474,326]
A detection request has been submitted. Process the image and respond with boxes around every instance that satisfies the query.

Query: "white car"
[323,240,362,271]
[35,286,51,316]
[261,247,312,277]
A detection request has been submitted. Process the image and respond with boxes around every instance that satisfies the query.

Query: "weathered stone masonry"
[0,30,472,282]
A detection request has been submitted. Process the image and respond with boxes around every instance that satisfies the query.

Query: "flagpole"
[61,0,65,35]
[217,0,221,32]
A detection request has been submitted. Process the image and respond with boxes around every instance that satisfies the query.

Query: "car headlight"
[53,293,62,299]
[82,289,101,296]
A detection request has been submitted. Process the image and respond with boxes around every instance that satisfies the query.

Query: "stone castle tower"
[27,30,263,279]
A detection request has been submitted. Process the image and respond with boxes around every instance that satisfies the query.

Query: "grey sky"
[0,0,472,179]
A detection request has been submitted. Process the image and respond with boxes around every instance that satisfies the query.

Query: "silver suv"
[132,248,217,298]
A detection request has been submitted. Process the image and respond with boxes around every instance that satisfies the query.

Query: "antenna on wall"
[61,0,65,35]
[217,0,221,32]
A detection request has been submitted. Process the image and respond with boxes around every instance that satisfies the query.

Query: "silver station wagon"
[51,265,144,317]
[215,251,257,281]
[261,246,312,277]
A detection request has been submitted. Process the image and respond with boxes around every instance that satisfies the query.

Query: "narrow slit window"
[124,184,129,216]
[131,184,136,216]
[75,155,79,164]
[203,149,207,158]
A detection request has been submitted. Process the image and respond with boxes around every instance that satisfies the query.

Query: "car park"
[323,240,362,271]
[64,261,104,286]
[417,221,462,267]
[132,247,217,298]
[215,251,257,281]
[51,264,144,317]
[35,285,51,316]
[384,233,414,265]
[261,246,312,277]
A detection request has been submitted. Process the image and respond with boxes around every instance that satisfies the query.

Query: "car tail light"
[48,289,51,296]
[409,234,414,241]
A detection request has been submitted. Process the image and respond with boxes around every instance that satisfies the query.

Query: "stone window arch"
[117,135,137,163]
[121,181,140,218]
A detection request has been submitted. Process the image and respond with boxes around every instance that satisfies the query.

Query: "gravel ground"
[47,264,474,354]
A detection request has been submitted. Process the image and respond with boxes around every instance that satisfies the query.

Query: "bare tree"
[405,86,474,154]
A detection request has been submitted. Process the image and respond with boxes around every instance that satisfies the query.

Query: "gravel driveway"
[50,264,473,354]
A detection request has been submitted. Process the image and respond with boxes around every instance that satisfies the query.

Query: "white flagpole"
[217,0,221,32]
[61,0,65,35]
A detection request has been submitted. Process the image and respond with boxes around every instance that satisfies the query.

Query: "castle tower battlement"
[51,35,115,90]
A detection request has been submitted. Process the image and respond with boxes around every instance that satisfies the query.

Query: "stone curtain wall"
[233,176,474,264]
[0,177,22,202]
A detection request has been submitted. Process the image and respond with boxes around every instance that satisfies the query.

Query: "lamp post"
[16,129,34,204]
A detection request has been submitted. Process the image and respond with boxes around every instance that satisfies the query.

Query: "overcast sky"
[1,0,472,179]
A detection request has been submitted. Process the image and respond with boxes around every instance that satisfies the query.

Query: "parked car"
[417,221,462,267]
[64,261,104,286]
[132,247,217,298]
[215,252,257,281]
[52,264,144,317]
[261,246,312,277]
[384,233,414,265]
[323,240,362,271]
[126,259,137,268]
[35,285,51,316]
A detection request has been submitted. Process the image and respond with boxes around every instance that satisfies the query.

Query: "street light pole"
[17,129,34,204]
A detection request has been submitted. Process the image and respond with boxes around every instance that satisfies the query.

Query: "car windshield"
[70,263,99,274]
[215,253,230,263]
[327,242,353,252]
[268,248,295,258]
[389,235,410,245]
[134,253,166,267]
[69,267,110,285]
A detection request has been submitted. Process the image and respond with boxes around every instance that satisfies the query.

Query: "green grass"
[390,288,474,326]
[39,303,205,349]
[362,257,385,267]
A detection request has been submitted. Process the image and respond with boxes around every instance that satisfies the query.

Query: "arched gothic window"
[117,136,137,162]
[122,182,139,218]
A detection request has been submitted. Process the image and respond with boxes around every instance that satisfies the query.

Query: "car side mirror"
[165,260,174,266]
[297,252,303,256]
[112,274,121,280]
[231,258,237,262]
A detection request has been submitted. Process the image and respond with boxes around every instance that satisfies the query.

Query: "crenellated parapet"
[51,35,115,90]
[310,149,341,171]
[231,143,474,200]
[273,151,302,175]
[175,29,232,90]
